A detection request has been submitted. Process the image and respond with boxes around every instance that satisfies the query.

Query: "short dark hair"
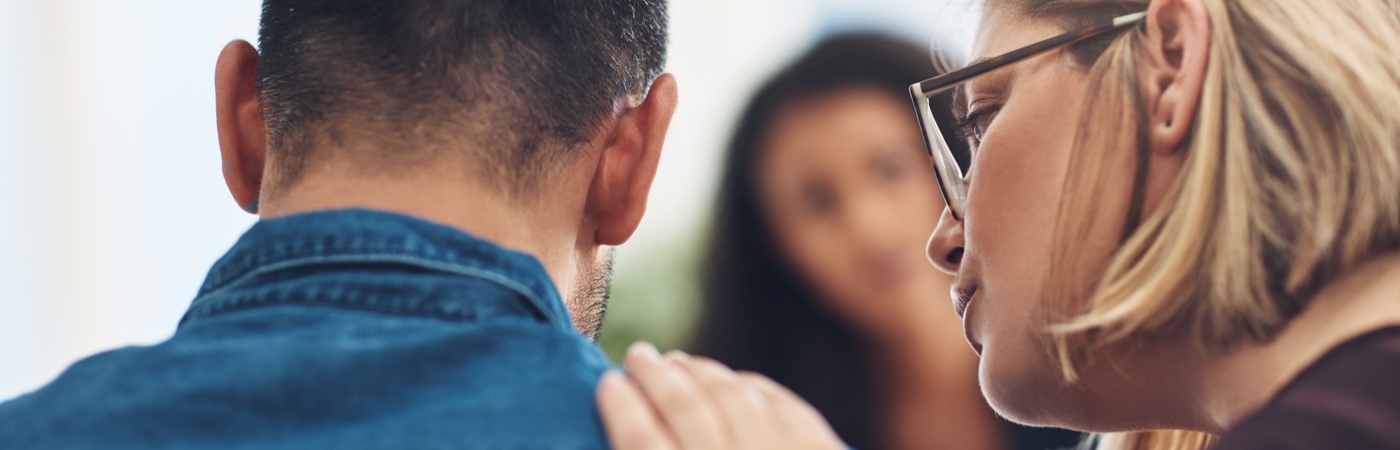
[255,0,668,192]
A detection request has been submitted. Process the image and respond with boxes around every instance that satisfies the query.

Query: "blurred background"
[0,0,978,401]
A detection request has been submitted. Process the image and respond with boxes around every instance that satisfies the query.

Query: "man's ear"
[215,40,268,214]
[1140,0,1211,154]
[585,73,679,246]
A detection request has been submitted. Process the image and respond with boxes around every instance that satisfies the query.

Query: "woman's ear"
[584,73,679,246]
[1140,0,1212,154]
[214,40,268,214]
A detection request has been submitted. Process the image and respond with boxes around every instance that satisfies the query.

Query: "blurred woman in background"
[688,34,1080,450]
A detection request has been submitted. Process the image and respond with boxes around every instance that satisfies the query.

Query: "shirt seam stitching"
[187,254,552,322]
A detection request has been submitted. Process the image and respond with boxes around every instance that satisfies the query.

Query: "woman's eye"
[971,114,992,143]
[957,106,1001,147]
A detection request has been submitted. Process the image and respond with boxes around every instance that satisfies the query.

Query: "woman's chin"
[978,348,1083,429]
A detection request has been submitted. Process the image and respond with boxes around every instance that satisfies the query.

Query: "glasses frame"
[909,12,1146,221]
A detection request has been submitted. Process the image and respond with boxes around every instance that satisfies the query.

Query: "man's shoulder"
[0,308,614,449]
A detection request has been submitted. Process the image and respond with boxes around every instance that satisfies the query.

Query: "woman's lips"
[968,335,983,356]
[952,284,976,319]
[952,283,983,356]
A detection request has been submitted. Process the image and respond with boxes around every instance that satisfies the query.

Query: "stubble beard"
[567,248,614,342]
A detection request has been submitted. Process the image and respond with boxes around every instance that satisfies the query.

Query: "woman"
[596,0,1400,449]
[688,34,1080,450]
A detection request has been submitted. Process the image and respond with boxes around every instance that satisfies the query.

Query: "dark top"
[0,209,612,449]
[1009,422,1084,450]
[1214,326,1400,449]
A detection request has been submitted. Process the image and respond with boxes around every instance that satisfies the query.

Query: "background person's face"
[757,88,953,339]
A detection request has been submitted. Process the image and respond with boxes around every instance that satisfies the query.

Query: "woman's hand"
[596,342,846,450]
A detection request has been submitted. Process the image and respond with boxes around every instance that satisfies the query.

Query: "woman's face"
[757,88,955,340]
[925,9,1167,428]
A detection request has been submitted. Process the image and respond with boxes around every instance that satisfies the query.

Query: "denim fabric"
[0,209,613,449]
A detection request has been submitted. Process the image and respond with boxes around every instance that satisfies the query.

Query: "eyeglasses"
[909,12,1146,221]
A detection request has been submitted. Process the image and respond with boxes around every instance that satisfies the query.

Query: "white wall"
[0,0,263,401]
[0,0,976,401]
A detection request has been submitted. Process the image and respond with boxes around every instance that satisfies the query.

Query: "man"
[0,0,676,448]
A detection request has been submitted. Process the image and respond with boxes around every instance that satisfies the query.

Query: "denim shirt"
[0,209,613,449]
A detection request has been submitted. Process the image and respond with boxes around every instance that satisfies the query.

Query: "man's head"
[213,0,677,340]
[257,0,667,194]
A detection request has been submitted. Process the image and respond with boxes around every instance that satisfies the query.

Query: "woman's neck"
[1200,253,1400,432]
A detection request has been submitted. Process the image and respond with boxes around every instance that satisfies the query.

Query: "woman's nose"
[926,207,965,275]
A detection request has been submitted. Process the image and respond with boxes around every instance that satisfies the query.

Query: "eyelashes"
[955,105,1000,147]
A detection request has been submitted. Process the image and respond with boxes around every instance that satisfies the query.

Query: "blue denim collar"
[180,208,571,331]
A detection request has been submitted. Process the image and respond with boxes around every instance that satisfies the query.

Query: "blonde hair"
[1092,430,1217,450]
[1013,0,1400,448]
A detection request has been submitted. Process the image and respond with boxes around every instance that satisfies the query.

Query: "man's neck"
[256,162,587,296]
[1199,252,1400,432]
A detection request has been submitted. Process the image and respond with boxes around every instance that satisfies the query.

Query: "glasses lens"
[928,90,971,176]
[914,88,969,220]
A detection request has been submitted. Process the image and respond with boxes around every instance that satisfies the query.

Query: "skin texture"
[756,89,1001,450]
[213,39,679,339]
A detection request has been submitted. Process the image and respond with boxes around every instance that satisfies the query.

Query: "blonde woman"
[594,0,1400,449]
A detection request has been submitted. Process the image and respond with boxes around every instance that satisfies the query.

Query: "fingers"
[597,371,680,450]
[605,342,847,450]
[679,356,779,447]
[623,342,730,449]
[739,372,844,447]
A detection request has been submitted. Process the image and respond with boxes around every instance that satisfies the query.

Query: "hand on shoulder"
[596,342,846,450]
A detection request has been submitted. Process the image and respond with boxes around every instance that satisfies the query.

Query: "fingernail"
[599,370,626,391]
[663,351,693,369]
[664,357,686,370]
[746,386,768,410]
[628,342,660,361]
